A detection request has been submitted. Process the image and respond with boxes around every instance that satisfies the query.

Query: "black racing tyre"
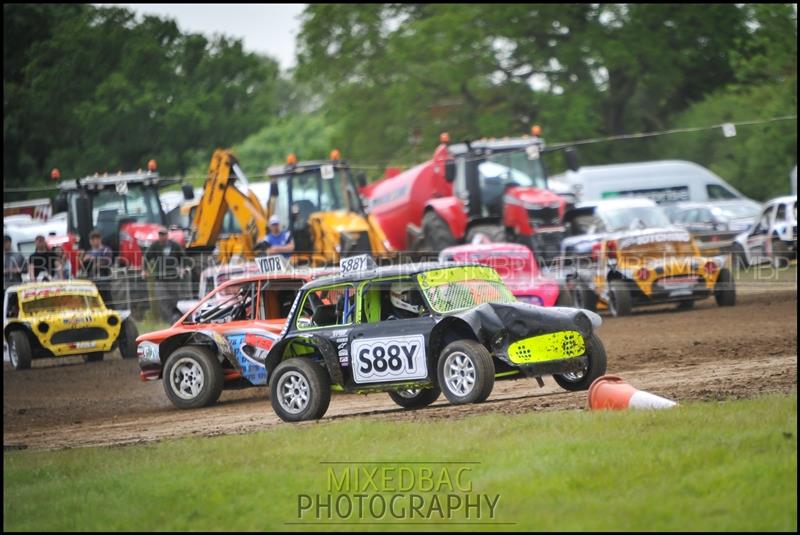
[117,318,139,359]
[608,280,633,317]
[8,330,32,370]
[553,333,608,391]
[465,225,506,244]
[571,281,597,312]
[421,210,457,252]
[676,300,696,310]
[555,285,575,307]
[83,353,104,363]
[388,386,441,409]
[163,346,224,409]
[714,268,736,307]
[437,339,495,405]
[731,243,748,270]
[270,358,331,422]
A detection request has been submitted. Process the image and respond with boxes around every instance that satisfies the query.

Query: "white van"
[549,160,756,205]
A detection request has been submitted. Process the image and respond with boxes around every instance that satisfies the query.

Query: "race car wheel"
[8,331,32,371]
[437,340,495,405]
[714,268,736,307]
[84,353,104,363]
[270,358,331,422]
[676,300,695,310]
[388,386,441,409]
[608,280,633,317]
[117,318,139,359]
[571,281,597,312]
[421,210,456,252]
[163,346,224,409]
[553,333,608,391]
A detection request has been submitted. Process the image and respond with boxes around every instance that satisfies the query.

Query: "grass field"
[3,393,796,531]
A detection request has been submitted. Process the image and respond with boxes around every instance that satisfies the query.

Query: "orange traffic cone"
[587,375,677,410]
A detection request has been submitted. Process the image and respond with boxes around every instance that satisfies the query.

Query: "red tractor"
[363,128,577,262]
[52,161,188,318]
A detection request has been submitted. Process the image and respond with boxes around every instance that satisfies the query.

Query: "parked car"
[550,160,755,205]
[3,280,138,370]
[258,257,607,422]
[439,242,572,307]
[731,196,797,267]
[668,200,761,255]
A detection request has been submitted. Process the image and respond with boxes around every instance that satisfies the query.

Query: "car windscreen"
[22,294,102,314]
[418,266,516,314]
[601,206,672,231]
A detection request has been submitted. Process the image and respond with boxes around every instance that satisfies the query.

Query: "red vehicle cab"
[439,242,570,307]
[136,269,321,409]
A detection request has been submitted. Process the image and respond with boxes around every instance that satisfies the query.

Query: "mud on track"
[4,290,797,451]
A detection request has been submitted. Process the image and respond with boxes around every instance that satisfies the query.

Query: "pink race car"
[439,243,572,307]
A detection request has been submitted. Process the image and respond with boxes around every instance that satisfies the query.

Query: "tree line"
[4,4,797,201]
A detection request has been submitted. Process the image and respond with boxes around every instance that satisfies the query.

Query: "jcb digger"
[186,149,393,267]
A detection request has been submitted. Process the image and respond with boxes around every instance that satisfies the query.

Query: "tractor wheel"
[421,211,456,252]
[465,225,506,245]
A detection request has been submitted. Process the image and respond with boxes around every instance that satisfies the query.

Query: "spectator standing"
[27,235,60,281]
[145,228,186,322]
[255,214,295,259]
[4,234,26,293]
[79,230,113,304]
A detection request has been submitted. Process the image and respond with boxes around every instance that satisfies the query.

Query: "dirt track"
[4,290,797,451]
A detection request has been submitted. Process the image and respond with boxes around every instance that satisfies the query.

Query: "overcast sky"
[99,4,306,70]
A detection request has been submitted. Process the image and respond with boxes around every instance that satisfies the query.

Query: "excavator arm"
[189,149,268,256]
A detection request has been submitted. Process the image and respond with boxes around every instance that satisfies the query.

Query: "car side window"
[259,280,304,320]
[707,184,737,200]
[752,206,775,235]
[360,278,429,323]
[775,203,786,223]
[296,284,356,330]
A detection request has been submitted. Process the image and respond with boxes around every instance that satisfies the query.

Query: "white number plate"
[75,341,97,349]
[351,334,427,384]
[339,255,375,274]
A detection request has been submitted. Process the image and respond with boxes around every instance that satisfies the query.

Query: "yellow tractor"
[264,151,393,266]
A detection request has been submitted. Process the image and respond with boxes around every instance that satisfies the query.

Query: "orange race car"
[136,263,335,409]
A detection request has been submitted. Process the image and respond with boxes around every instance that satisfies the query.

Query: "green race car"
[255,256,608,422]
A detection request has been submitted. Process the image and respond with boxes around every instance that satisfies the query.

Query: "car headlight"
[108,315,119,326]
[37,322,49,333]
[137,341,159,364]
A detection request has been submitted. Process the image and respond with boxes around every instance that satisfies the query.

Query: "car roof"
[211,267,339,292]
[765,195,797,206]
[299,261,485,290]
[6,280,97,294]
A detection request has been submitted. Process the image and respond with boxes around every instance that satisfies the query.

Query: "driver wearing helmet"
[388,282,425,320]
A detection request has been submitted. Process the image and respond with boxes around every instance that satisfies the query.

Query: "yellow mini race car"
[3,280,139,370]
[567,228,736,316]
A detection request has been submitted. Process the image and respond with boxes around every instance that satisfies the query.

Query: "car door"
[346,278,436,387]
[746,205,775,263]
